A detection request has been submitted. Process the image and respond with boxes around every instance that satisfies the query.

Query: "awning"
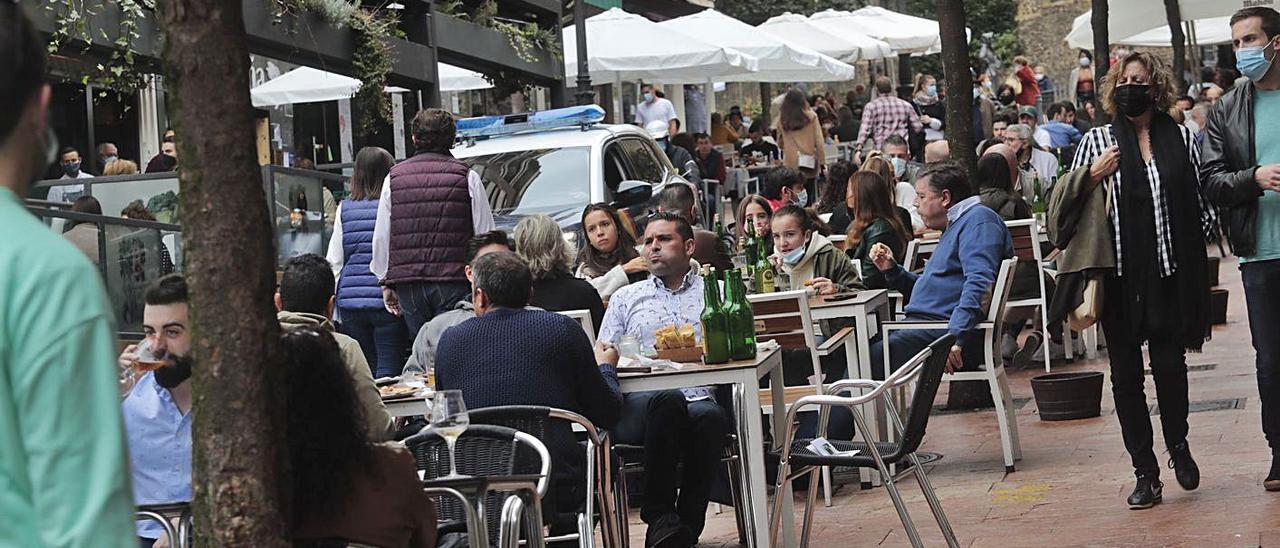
[810,7,961,56]
[660,9,857,82]
[563,7,759,83]
[757,13,894,63]
[250,66,409,107]
[439,63,493,92]
[1065,11,1232,49]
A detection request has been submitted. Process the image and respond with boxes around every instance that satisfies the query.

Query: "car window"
[603,144,626,192]
[617,138,665,185]
[463,146,591,215]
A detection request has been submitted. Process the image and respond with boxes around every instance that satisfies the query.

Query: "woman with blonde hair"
[103,158,139,176]
[516,214,604,333]
[1053,50,1217,508]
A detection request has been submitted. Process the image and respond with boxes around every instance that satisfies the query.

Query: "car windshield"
[462,146,591,216]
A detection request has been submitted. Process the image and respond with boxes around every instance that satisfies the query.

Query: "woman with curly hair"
[285,327,437,547]
[1053,50,1217,509]
[516,214,604,332]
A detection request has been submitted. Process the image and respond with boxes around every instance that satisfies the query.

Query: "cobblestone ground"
[622,255,1280,547]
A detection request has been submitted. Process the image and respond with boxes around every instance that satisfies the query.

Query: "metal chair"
[880,257,1023,472]
[468,405,623,548]
[135,502,192,548]
[1004,218,1053,372]
[405,425,550,548]
[769,335,960,548]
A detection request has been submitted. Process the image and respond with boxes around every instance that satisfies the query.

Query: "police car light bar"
[456,104,606,140]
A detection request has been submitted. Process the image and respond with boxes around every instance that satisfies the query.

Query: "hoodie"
[277,311,395,441]
[404,299,475,375]
[774,233,865,336]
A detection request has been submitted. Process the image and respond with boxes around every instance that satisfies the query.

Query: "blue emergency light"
[456,104,606,140]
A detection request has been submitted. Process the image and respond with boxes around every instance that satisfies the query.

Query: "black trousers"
[1102,275,1190,476]
[614,390,729,537]
[1241,260,1280,452]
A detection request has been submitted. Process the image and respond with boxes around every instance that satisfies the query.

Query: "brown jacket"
[780,110,826,175]
[294,443,437,548]
[1047,165,1115,275]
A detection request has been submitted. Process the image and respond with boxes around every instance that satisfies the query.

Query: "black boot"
[1127,473,1163,510]
[1266,453,1280,492]
[1167,441,1200,490]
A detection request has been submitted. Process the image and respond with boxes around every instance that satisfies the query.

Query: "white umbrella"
[250,66,408,108]
[1064,0,1249,49]
[438,63,492,92]
[1066,11,1233,49]
[562,7,758,83]
[811,7,952,56]
[757,13,894,63]
[661,9,857,82]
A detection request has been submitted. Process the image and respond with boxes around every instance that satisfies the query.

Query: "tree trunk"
[936,0,977,177]
[1091,0,1110,125]
[1164,0,1187,94]
[155,0,291,545]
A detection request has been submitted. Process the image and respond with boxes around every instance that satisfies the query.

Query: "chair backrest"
[828,234,847,250]
[890,334,956,460]
[405,424,550,542]
[746,289,818,352]
[715,144,736,155]
[987,257,1020,334]
[557,309,595,344]
[1004,219,1042,263]
[903,237,940,272]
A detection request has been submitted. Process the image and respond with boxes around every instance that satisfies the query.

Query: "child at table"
[770,205,862,298]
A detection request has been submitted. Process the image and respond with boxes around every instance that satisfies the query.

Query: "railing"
[32,171,181,224]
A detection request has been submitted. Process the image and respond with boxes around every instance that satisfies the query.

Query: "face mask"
[793,189,808,205]
[643,92,654,102]
[982,80,993,90]
[782,244,807,265]
[999,93,1014,104]
[63,161,80,177]
[1237,40,1277,82]
[1079,57,1091,67]
[927,84,937,97]
[103,155,118,166]
[154,354,194,389]
[1035,73,1044,81]
[1113,84,1152,118]
[890,157,906,178]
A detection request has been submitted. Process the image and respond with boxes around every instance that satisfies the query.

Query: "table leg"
[854,307,883,488]
[766,363,794,547]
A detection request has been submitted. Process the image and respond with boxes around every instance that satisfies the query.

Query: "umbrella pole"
[706,77,716,135]
[614,73,624,125]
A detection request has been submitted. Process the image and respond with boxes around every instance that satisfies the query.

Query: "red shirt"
[1015,65,1040,106]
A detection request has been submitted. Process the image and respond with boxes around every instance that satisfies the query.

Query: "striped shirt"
[855,95,923,151]
[1069,124,1218,277]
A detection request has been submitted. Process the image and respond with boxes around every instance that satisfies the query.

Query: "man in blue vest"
[371,108,496,335]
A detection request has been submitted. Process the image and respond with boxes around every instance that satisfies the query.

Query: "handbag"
[1068,275,1103,331]
[797,153,817,170]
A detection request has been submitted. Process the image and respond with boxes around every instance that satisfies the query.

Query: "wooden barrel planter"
[1031,371,1104,421]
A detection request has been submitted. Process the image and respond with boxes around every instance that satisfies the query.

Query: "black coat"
[1200,80,1261,256]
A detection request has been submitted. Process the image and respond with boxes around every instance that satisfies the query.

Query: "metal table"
[423,474,546,548]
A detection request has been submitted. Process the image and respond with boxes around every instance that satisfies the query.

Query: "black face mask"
[155,354,194,389]
[1113,84,1152,118]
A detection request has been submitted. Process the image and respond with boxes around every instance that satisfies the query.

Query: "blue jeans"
[1242,260,1280,451]
[396,281,471,338]
[339,306,412,378]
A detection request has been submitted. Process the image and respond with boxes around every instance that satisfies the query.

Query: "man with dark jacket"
[371,109,496,336]
[1201,6,1280,492]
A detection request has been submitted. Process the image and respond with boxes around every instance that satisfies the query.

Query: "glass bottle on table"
[754,235,775,293]
[431,389,470,479]
[700,267,732,364]
[724,268,757,360]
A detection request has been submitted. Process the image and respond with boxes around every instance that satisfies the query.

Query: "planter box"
[1207,256,1220,288]
[433,13,561,83]
[1210,287,1229,325]
[1031,371,1104,421]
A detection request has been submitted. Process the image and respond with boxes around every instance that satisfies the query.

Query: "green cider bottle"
[754,234,776,293]
[700,268,732,364]
[724,268,757,360]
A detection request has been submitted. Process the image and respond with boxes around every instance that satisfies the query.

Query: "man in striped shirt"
[856,76,922,156]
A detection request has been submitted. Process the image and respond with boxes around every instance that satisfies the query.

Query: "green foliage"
[275,0,399,137]
[443,0,562,98]
[44,0,151,95]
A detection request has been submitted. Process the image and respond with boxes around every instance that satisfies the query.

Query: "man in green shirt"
[0,5,136,546]
[1203,6,1280,493]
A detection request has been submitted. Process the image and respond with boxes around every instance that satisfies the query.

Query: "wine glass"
[431,390,470,479]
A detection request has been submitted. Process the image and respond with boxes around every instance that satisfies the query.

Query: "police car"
[451,105,693,236]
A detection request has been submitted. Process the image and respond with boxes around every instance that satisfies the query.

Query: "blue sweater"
[887,200,1013,347]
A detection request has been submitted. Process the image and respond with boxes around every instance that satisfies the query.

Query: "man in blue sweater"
[435,250,623,530]
[869,161,1014,376]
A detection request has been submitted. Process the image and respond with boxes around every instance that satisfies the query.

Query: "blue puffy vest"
[336,199,384,310]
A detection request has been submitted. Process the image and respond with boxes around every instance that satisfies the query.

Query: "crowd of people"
[6,3,1280,547]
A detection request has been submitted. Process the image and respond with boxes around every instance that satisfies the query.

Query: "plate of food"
[654,323,703,363]
[379,384,419,400]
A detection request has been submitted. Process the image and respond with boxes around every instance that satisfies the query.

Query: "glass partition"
[32,171,181,224]
[25,206,181,337]
[262,165,342,266]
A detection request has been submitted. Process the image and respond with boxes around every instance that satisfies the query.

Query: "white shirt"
[1033,126,1053,149]
[634,98,678,126]
[370,171,496,281]
[1018,148,1060,204]
[46,171,95,203]
[895,181,925,232]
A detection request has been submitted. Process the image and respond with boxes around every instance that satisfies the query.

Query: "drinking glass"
[133,338,167,372]
[617,335,641,359]
[431,389,470,479]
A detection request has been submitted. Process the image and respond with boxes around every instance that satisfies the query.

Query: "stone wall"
[1015,0,1091,105]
